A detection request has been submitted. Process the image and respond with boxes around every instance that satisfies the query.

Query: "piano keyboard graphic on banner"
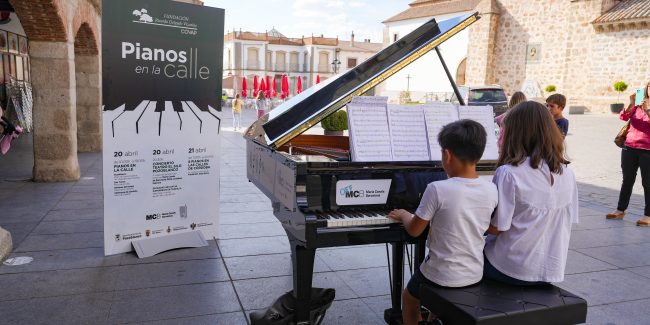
[104,100,221,137]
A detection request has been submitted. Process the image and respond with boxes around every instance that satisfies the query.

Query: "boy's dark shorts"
[406,267,445,300]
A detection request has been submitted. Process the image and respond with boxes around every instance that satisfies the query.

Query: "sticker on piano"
[336,179,392,206]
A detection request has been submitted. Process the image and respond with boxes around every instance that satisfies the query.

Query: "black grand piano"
[245,13,495,325]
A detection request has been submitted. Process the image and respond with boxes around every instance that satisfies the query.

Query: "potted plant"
[611,81,628,113]
[545,85,556,95]
[321,110,348,136]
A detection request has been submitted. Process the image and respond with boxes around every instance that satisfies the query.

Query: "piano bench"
[419,280,587,325]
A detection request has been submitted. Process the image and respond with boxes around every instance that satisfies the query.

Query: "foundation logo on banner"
[130,7,199,35]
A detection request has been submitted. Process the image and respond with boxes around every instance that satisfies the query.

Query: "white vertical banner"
[102,0,224,255]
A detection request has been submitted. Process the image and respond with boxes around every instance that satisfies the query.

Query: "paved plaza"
[0,107,648,324]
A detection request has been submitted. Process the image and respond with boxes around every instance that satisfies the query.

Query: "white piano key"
[104,104,125,138]
[135,101,161,137]
[111,100,150,138]
[182,101,203,134]
[159,101,182,134]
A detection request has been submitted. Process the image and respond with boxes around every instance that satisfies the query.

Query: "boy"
[546,94,569,137]
[388,120,498,325]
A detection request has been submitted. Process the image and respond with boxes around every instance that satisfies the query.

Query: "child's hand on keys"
[388,209,411,222]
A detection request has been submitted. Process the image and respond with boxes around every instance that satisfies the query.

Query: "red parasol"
[281,74,289,99]
[316,74,321,84]
[296,76,303,94]
[271,76,277,97]
[259,78,266,96]
[253,75,259,97]
[241,76,248,97]
[265,75,271,97]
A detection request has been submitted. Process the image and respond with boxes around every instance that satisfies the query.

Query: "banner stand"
[132,230,207,258]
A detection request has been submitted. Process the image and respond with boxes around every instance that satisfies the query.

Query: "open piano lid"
[258,12,480,149]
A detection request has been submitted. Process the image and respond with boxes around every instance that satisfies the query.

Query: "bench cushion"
[420,280,587,325]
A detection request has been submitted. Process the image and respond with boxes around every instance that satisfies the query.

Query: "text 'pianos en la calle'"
[245,12,494,325]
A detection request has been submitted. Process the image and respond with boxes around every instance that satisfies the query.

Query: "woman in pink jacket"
[607,82,650,226]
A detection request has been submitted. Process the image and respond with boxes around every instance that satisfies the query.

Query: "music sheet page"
[458,105,499,161]
[423,102,459,161]
[347,97,392,162]
[387,105,430,161]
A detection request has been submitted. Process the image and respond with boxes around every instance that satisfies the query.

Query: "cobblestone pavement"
[0,108,647,324]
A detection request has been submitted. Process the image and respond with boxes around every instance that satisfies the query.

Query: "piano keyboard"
[103,100,221,137]
[316,209,400,228]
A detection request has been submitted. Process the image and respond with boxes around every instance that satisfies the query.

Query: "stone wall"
[466,0,650,112]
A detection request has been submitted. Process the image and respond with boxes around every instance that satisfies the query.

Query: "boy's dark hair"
[437,119,486,163]
[546,93,566,108]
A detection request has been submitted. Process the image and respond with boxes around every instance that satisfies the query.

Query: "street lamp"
[331,58,341,74]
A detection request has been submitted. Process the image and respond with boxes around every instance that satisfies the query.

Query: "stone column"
[465,0,500,86]
[30,41,80,182]
[76,54,102,152]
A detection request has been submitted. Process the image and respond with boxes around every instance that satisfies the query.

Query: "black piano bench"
[419,280,587,325]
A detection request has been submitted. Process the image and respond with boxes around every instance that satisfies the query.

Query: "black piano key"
[154,101,165,112]
[172,101,184,112]
[125,100,144,111]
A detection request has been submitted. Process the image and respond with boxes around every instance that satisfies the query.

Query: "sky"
[203,0,412,43]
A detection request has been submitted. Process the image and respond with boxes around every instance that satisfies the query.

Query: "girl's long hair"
[498,101,569,174]
[508,91,527,109]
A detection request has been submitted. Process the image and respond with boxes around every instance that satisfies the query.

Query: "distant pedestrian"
[484,101,578,285]
[232,94,243,131]
[256,91,267,119]
[607,82,650,226]
[496,91,526,149]
[546,94,569,137]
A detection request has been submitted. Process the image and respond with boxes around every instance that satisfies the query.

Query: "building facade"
[222,29,381,97]
[466,0,650,112]
[380,0,480,103]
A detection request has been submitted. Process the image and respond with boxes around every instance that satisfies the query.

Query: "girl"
[256,90,267,119]
[232,94,243,131]
[484,101,578,285]
[495,91,526,149]
[607,81,650,226]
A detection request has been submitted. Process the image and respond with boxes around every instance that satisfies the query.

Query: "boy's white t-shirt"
[415,177,498,287]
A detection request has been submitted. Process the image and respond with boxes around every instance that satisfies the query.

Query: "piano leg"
[291,242,316,325]
[384,242,405,325]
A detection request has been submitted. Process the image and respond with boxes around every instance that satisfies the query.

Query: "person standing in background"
[256,91,267,119]
[232,94,243,131]
[607,82,650,226]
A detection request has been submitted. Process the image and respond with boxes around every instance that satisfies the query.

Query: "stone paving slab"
[0,292,113,325]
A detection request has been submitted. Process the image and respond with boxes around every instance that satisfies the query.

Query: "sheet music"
[422,102,459,161]
[387,105,430,161]
[350,96,389,105]
[347,97,392,162]
[458,105,499,161]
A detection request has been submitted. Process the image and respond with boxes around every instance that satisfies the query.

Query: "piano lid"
[258,12,480,149]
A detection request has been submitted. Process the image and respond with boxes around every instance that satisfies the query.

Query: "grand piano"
[245,13,494,325]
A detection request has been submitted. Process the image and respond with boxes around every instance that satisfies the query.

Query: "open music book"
[347,97,498,162]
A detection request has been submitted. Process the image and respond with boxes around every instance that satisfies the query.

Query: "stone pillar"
[30,41,80,182]
[465,0,500,86]
[75,54,102,152]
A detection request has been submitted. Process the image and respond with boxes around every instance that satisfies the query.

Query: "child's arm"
[388,209,428,237]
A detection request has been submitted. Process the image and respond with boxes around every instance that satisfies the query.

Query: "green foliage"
[321,110,348,131]
[545,85,556,93]
[613,81,628,104]
[613,81,628,93]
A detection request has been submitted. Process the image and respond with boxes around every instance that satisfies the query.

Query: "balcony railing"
[275,63,286,71]
[289,64,299,72]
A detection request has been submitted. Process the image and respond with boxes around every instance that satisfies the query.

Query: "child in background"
[546,93,569,137]
[388,120,498,325]
[496,91,527,149]
[232,94,243,131]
